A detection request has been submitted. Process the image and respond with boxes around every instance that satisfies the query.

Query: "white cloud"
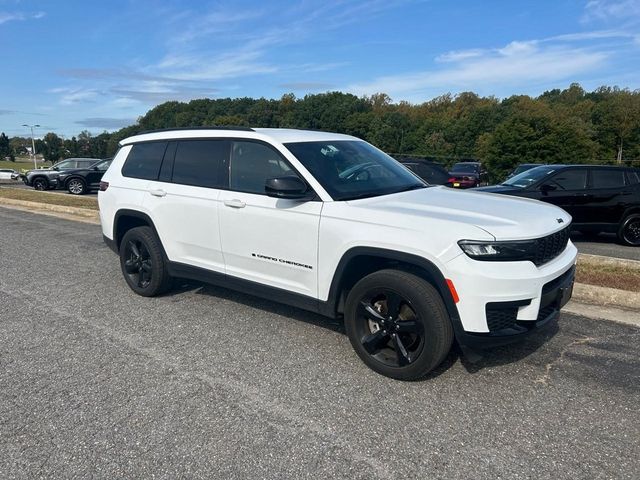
[0,11,45,25]
[583,0,640,22]
[348,38,609,100]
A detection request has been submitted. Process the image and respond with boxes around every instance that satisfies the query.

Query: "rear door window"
[591,169,626,189]
[172,140,229,188]
[122,142,168,180]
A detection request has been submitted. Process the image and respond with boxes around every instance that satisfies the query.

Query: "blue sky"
[1,0,639,137]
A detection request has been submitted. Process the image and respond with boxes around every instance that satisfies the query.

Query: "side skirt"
[167,261,332,318]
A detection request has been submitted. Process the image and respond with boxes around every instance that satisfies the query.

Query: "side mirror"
[52,166,59,171]
[93,166,99,171]
[265,176,313,200]
[540,183,556,194]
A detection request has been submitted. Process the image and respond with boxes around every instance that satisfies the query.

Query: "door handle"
[149,189,166,197]
[224,199,246,209]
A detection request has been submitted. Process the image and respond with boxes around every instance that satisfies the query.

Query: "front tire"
[32,178,48,190]
[119,226,172,296]
[67,178,86,195]
[618,214,640,246]
[344,269,453,380]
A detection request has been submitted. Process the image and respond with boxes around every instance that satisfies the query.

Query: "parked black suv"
[477,165,640,246]
[23,158,102,190]
[56,159,112,194]
[396,158,450,185]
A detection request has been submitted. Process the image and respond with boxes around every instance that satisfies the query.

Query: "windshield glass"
[451,163,478,173]
[284,141,426,201]
[502,165,556,188]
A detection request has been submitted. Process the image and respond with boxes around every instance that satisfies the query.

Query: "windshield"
[285,141,426,201]
[502,165,556,188]
[451,163,478,173]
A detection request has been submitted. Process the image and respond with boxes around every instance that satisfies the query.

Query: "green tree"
[0,132,13,161]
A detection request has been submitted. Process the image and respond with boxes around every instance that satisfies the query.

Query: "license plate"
[558,281,574,307]
[453,182,460,187]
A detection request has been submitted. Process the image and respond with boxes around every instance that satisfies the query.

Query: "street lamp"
[22,124,40,169]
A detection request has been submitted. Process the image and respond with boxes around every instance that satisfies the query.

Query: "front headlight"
[458,239,536,262]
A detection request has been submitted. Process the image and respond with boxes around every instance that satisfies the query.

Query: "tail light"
[99,181,109,191]
[448,177,457,183]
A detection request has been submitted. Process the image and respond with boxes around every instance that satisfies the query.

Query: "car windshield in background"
[502,166,556,188]
[285,140,426,200]
[451,164,478,173]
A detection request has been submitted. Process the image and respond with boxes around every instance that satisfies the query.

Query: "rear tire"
[617,214,640,246]
[119,226,172,296]
[344,269,453,380]
[67,178,86,195]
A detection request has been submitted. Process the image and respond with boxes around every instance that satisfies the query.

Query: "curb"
[578,253,640,270]
[571,282,640,310]
[0,197,99,223]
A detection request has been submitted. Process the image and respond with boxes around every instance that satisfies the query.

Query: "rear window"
[122,142,168,180]
[628,171,640,185]
[172,140,228,188]
[591,169,626,189]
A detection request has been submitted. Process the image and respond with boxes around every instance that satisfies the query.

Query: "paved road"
[571,232,640,261]
[1,206,639,479]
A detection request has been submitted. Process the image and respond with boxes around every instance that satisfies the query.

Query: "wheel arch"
[321,247,461,328]
[113,209,163,252]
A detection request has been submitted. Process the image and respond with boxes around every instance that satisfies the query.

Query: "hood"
[346,186,571,241]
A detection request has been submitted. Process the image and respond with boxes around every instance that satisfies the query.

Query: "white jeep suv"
[99,127,577,380]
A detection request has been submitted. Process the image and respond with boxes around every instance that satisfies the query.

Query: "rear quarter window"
[591,169,626,189]
[122,142,168,180]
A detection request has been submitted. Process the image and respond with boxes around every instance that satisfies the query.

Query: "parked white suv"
[99,127,577,380]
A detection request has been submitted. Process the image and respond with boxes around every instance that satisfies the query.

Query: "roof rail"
[137,126,255,135]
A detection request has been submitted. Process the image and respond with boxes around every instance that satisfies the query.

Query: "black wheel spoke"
[129,242,141,259]
[124,259,138,274]
[361,330,390,355]
[396,319,421,334]
[393,334,411,366]
[140,260,152,273]
[137,270,146,287]
[386,292,403,318]
[360,302,385,324]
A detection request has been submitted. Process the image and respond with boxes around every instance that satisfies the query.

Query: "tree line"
[2,83,639,180]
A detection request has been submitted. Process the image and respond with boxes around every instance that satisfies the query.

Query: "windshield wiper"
[341,184,427,201]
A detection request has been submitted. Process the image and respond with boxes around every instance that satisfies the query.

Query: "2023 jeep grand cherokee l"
[99,127,577,380]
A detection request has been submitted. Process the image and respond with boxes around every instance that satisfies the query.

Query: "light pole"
[22,124,40,169]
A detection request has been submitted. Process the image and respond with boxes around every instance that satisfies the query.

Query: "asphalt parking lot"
[1,206,639,479]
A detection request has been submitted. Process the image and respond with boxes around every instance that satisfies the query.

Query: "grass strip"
[0,187,98,210]
[576,258,640,292]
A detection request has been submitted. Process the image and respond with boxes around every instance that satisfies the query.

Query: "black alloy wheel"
[123,239,153,289]
[119,226,172,296]
[345,269,453,380]
[356,290,424,368]
[619,214,640,246]
[33,178,48,190]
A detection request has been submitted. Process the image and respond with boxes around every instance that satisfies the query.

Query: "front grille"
[532,226,571,266]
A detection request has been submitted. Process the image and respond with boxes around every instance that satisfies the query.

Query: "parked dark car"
[23,158,102,190]
[477,165,640,246]
[397,158,450,185]
[448,161,488,188]
[507,163,544,179]
[56,158,112,195]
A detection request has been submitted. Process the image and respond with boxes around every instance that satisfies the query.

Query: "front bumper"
[444,241,577,347]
